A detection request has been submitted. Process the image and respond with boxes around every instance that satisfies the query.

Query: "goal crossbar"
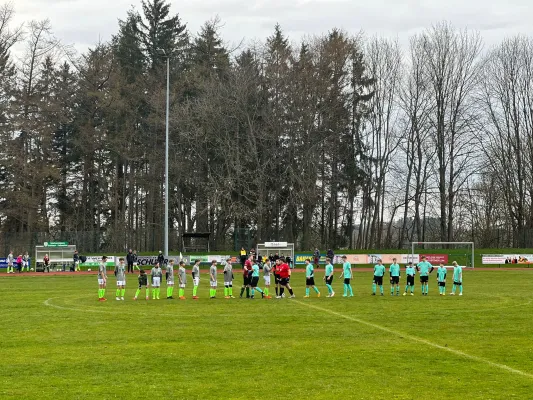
[411,241,475,268]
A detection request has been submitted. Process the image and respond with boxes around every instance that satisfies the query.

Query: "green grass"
[1,271,533,399]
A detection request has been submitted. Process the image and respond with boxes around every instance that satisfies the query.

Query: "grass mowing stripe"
[43,297,236,318]
[292,299,533,380]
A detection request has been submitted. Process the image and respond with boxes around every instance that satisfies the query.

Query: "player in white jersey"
[178,261,187,300]
[151,263,163,300]
[166,259,175,299]
[262,260,273,299]
[223,258,234,299]
[192,259,200,299]
[6,251,14,274]
[97,256,108,301]
[22,252,30,272]
[209,260,218,299]
[114,257,126,300]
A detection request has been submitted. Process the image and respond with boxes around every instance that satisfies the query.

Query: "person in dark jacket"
[73,250,80,272]
[126,249,134,273]
[157,251,165,266]
[327,249,334,261]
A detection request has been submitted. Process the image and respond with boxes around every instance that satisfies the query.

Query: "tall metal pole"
[164,56,169,260]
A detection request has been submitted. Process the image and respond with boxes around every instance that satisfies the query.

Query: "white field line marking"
[389,299,532,315]
[43,297,233,318]
[293,300,533,379]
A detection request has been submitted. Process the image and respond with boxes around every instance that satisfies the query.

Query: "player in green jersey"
[389,258,401,296]
[403,262,416,296]
[114,257,126,301]
[178,261,187,300]
[338,255,353,297]
[151,262,163,300]
[416,256,434,296]
[250,262,264,299]
[437,263,447,296]
[97,256,108,301]
[372,259,385,296]
[323,258,335,297]
[450,261,463,296]
[304,259,320,298]
[166,259,175,299]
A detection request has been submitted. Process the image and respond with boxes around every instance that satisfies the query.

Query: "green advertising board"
[44,242,69,247]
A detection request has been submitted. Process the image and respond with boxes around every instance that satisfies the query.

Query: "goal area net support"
[411,241,475,269]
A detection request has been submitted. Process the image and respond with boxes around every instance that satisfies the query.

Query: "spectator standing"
[157,251,165,266]
[239,247,247,268]
[313,248,320,268]
[126,249,134,273]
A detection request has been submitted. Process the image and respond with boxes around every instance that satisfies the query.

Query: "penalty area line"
[293,300,533,379]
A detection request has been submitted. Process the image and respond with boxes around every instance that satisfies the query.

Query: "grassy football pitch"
[1,270,533,399]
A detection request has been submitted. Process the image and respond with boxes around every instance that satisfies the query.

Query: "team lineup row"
[95,254,464,301]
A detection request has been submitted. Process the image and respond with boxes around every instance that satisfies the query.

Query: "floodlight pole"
[164,55,170,261]
[157,49,171,261]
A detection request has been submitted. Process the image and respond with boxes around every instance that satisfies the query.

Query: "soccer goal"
[411,242,475,269]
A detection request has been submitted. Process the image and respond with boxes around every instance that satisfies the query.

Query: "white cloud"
[10,0,533,55]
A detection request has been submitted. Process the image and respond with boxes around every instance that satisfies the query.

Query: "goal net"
[411,242,474,269]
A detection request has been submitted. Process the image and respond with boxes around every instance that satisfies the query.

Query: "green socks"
[116,289,120,297]
[135,288,141,298]
[224,287,228,296]
[263,288,267,296]
[349,285,353,296]
[179,288,184,297]
[121,288,125,297]
[380,285,383,294]
[390,286,394,294]
[314,287,320,294]
[326,284,333,294]
[193,286,198,296]
[372,283,376,294]
[167,287,174,297]
[210,288,216,297]
[306,288,310,296]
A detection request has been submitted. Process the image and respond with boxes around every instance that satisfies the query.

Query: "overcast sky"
[12,0,533,54]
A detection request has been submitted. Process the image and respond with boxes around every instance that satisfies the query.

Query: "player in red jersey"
[276,258,295,299]
[240,255,253,298]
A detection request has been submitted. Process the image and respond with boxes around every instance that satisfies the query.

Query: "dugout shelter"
[256,242,295,267]
[35,242,76,272]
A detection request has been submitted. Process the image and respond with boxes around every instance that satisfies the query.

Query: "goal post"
[411,242,475,269]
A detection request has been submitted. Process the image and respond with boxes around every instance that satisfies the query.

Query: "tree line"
[0,0,532,253]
